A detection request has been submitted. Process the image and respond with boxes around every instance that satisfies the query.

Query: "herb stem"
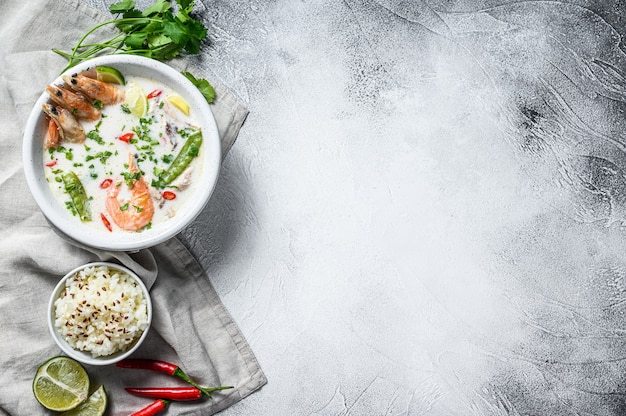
[77,33,128,52]
[57,17,161,73]
[66,18,119,70]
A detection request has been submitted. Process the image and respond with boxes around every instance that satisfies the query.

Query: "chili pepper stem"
[173,368,233,398]
[200,385,235,399]
[117,359,234,399]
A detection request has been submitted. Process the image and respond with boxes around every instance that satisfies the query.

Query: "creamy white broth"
[43,74,203,233]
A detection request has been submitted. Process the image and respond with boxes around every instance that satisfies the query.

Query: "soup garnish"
[42,66,203,232]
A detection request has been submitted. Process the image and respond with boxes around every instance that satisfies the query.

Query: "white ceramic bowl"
[48,262,152,366]
[23,55,221,251]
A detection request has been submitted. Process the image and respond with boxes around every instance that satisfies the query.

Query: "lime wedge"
[167,94,190,115]
[96,66,125,85]
[61,385,107,416]
[125,82,148,118]
[33,356,90,412]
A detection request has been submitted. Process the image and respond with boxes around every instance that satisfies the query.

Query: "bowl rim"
[23,55,221,251]
[48,261,153,366]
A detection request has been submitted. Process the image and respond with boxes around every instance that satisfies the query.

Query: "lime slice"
[32,356,90,412]
[125,82,148,118]
[167,94,190,115]
[60,385,107,416]
[96,66,125,85]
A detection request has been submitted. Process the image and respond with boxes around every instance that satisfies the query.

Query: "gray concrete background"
[85,1,626,414]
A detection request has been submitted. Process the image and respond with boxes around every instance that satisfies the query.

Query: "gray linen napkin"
[0,0,266,414]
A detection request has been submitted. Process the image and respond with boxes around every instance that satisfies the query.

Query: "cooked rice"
[54,265,148,357]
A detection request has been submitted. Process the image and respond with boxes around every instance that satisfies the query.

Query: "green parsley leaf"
[109,0,135,14]
[176,0,194,14]
[143,0,171,17]
[124,32,148,49]
[122,171,141,186]
[87,130,105,145]
[181,71,215,104]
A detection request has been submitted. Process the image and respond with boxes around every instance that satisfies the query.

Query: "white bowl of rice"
[48,262,152,366]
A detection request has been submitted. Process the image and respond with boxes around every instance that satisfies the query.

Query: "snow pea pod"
[157,130,203,187]
[62,171,91,221]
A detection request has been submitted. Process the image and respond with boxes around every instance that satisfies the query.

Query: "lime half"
[125,82,148,118]
[33,356,90,412]
[61,385,107,416]
[167,94,190,115]
[96,66,125,85]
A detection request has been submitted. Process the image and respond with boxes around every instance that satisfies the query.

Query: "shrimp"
[45,119,60,149]
[41,103,86,144]
[63,74,125,105]
[46,84,101,121]
[105,154,154,231]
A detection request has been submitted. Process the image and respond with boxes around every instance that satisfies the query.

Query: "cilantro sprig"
[53,0,216,104]
[54,0,206,69]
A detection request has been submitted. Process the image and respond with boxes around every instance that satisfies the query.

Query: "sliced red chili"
[147,89,162,99]
[162,191,176,200]
[125,387,202,401]
[99,178,113,189]
[45,159,58,167]
[130,399,169,416]
[100,213,112,232]
[118,132,134,143]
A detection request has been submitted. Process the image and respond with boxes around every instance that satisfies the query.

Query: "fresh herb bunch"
[53,0,215,104]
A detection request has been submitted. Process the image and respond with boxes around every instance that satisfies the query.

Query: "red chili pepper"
[45,159,58,167]
[126,387,202,401]
[116,359,234,398]
[147,89,162,99]
[118,132,134,143]
[117,359,179,375]
[100,213,112,232]
[162,191,176,200]
[99,178,113,189]
[131,399,169,416]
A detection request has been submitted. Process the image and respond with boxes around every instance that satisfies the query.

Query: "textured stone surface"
[85,1,626,414]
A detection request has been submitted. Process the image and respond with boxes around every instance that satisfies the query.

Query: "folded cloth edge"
[158,238,268,412]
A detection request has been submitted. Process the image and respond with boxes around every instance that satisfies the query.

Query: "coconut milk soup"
[43,72,203,233]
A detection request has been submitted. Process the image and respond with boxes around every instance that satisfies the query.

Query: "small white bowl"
[48,262,152,366]
[23,55,221,251]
